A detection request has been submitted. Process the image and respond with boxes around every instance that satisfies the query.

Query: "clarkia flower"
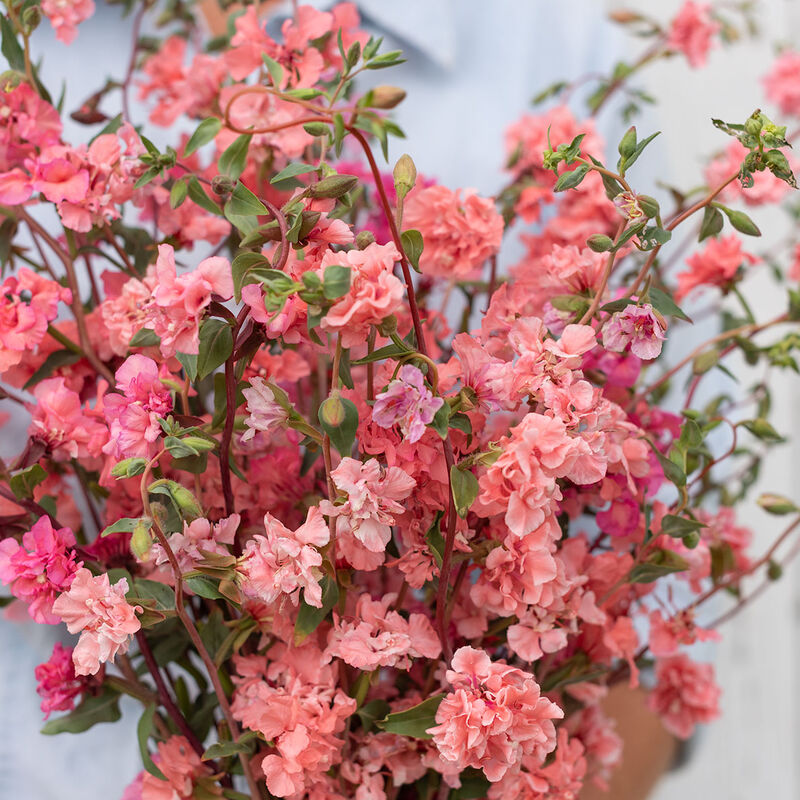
[241,377,289,441]
[372,364,443,443]
[602,303,666,360]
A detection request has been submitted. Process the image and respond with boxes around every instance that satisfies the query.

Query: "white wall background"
[600,1,800,797]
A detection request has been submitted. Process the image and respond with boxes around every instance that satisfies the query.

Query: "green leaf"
[177,351,199,382]
[137,705,167,780]
[41,688,121,735]
[227,182,267,217]
[699,205,723,241]
[23,350,80,390]
[130,328,161,347]
[660,514,706,538]
[203,734,258,761]
[101,517,142,537]
[184,118,223,157]
[0,15,26,72]
[218,134,252,180]
[650,444,686,487]
[262,53,284,87]
[450,465,479,519]
[401,229,424,272]
[322,264,351,300]
[554,163,590,192]
[628,549,689,583]
[186,575,224,600]
[621,130,660,172]
[10,464,47,500]
[450,769,492,799]
[133,578,175,611]
[355,699,391,733]
[425,511,445,567]
[197,319,234,380]
[270,162,318,185]
[318,394,359,456]
[648,286,692,323]
[169,178,188,209]
[429,401,451,440]
[165,435,200,459]
[231,252,272,303]
[351,340,413,365]
[376,695,443,739]
[365,50,406,70]
[294,576,339,644]
[187,177,223,216]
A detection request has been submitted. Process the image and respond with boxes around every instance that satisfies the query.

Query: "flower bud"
[369,86,407,109]
[21,6,41,33]
[306,174,359,199]
[638,195,660,218]
[767,560,783,581]
[393,154,417,202]
[355,230,376,250]
[618,126,637,159]
[319,392,347,427]
[682,531,700,549]
[586,234,614,252]
[211,175,235,196]
[181,435,216,453]
[169,483,204,520]
[376,315,398,336]
[744,115,763,136]
[130,518,154,561]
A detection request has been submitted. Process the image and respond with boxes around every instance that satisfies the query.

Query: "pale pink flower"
[428,646,563,782]
[102,354,173,459]
[35,642,89,719]
[649,609,720,657]
[403,185,503,279]
[647,654,721,738]
[52,567,142,676]
[0,83,62,173]
[0,517,80,623]
[326,593,440,670]
[0,268,72,373]
[28,377,108,460]
[239,507,329,607]
[602,303,666,360]
[41,0,95,43]
[319,242,405,347]
[151,514,239,571]
[241,378,289,441]
[320,457,415,554]
[763,50,800,117]
[141,735,219,800]
[144,244,233,356]
[100,272,153,357]
[372,364,443,443]
[667,2,720,68]
[676,234,759,300]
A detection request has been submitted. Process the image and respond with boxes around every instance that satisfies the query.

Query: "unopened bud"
[130,518,154,561]
[21,6,41,32]
[181,435,216,453]
[638,195,660,219]
[169,482,203,519]
[355,230,376,250]
[682,531,700,549]
[211,175,235,196]
[319,392,346,427]
[393,154,417,202]
[369,85,407,109]
[306,174,359,199]
[744,115,763,136]
[376,315,398,336]
[618,126,637,159]
[586,233,614,252]
[767,560,783,581]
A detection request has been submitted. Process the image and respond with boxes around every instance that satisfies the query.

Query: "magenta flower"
[372,364,443,443]
[602,303,666,360]
[35,642,89,719]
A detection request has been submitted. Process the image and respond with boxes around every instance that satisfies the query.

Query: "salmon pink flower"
[141,735,220,800]
[320,457,415,554]
[326,593,440,670]
[676,234,759,299]
[239,507,330,607]
[41,0,95,43]
[667,1,720,68]
[404,185,503,279]
[151,514,239,571]
[428,646,563,781]
[763,50,800,117]
[0,268,72,373]
[319,242,405,348]
[372,364,443,443]
[52,567,142,676]
[0,516,80,623]
[647,653,721,738]
[102,354,173,459]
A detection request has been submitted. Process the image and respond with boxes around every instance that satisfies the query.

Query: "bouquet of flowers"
[1,1,799,797]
